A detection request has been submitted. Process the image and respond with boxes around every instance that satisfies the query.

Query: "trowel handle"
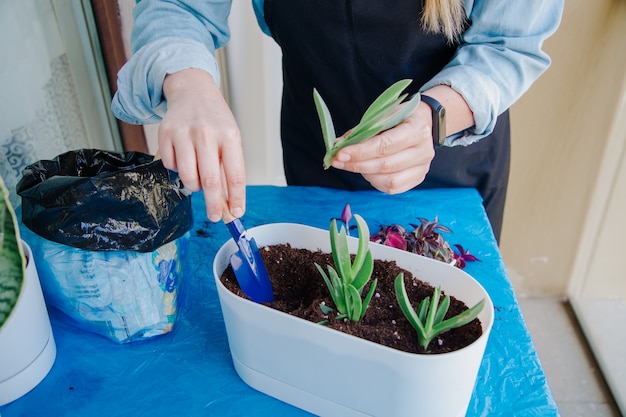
[225,218,245,241]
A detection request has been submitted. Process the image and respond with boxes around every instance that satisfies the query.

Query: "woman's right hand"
[160,69,246,223]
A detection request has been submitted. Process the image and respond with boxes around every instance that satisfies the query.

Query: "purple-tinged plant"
[453,245,479,269]
[341,203,352,225]
[370,217,478,269]
[373,225,408,251]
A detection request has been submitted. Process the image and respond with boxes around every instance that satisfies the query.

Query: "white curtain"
[0,0,94,206]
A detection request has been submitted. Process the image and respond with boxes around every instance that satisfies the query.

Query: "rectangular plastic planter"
[213,223,493,417]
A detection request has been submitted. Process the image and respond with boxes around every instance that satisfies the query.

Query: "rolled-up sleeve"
[112,0,232,124]
[422,0,564,146]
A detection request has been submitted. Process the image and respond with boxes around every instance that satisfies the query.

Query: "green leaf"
[316,262,346,315]
[330,220,351,285]
[433,294,450,325]
[360,279,378,320]
[351,250,374,292]
[417,298,430,323]
[0,176,25,329]
[313,88,336,154]
[315,263,333,293]
[424,286,442,334]
[327,266,347,314]
[350,214,370,277]
[360,79,413,122]
[346,285,362,321]
[316,79,419,170]
[432,298,485,335]
[346,95,408,141]
[373,93,421,132]
[319,302,335,315]
[394,274,425,335]
[324,92,420,159]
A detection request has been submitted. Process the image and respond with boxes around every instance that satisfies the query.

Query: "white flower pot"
[0,242,56,405]
[213,223,494,417]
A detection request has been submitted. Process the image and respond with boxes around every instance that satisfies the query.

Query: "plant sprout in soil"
[315,204,377,322]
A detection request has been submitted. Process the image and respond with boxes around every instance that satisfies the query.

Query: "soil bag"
[16,149,192,252]
[16,149,194,343]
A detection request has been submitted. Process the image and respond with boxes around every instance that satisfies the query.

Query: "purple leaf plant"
[369,215,479,269]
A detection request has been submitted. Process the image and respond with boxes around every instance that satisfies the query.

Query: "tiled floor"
[518,296,622,417]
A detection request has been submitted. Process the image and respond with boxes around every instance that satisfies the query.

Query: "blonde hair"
[422,0,467,43]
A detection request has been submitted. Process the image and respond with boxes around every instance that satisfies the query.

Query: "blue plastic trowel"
[151,150,272,303]
[225,218,274,303]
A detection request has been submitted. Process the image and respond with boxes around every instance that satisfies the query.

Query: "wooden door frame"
[90,0,148,153]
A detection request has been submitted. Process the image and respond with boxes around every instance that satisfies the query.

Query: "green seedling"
[394,273,485,351]
[315,204,377,322]
[314,79,421,169]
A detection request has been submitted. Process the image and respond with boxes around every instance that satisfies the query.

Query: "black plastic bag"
[17,149,193,252]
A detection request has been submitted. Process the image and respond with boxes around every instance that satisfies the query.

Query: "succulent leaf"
[395,274,485,351]
[317,204,377,322]
[352,250,374,292]
[0,176,25,329]
[313,88,336,154]
[316,80,419,170]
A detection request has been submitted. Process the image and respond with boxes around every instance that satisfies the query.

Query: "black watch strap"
[420,95,446,147]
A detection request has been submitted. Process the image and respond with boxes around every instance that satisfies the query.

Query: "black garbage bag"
[17,149,193,252]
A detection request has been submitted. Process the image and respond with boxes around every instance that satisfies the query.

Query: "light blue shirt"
[112,0,563,146]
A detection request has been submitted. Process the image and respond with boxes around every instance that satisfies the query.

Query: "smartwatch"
[420,95,446,147]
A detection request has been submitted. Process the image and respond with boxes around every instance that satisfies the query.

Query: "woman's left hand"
[330,103,436,194]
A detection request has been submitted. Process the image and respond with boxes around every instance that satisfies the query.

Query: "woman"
[112,0,563,241]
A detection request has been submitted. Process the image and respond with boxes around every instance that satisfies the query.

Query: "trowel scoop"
[225,217,274,303]
[151,149,273,302]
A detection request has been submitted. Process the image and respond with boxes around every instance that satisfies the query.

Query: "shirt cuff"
[112,37,219,125]
[422,65,501,146]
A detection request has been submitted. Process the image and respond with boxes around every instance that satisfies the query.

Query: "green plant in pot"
[0,175,25,328]
[0,175,56,406]
[213,211,494,417]
[314,204,377,322]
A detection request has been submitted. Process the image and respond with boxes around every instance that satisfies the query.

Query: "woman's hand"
[330,102,436,194]
[330,85,474,194]
[160,69,246,222]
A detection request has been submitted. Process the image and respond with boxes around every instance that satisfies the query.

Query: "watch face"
[437,108,446,145]
[421,95,445,146]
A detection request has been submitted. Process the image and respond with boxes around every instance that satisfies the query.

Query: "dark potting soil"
[220,244,483,354]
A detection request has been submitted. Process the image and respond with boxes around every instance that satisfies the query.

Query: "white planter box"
[213,223,493,417]
[0,242,56,405]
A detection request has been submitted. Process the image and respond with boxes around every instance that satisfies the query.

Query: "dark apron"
[264,0,510,241]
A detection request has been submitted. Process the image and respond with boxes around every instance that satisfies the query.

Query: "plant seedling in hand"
[394,273,485,351]
[315,204,377,322]
[314,79,421,169]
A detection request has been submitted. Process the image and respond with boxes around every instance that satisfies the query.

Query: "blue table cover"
[1,186,559,416]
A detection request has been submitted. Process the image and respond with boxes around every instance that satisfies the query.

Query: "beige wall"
[501,0,626,295]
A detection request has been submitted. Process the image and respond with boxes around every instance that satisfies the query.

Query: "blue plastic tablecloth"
[1,186,559,416]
